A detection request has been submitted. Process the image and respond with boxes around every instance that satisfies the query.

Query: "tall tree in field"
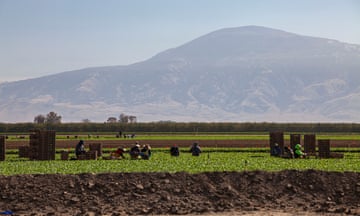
[107,117,117,123]
[34,114,46,124]
[119,113,137,123]
[129,115,137,123]
[45,111,62,124]
[119,113,129,123]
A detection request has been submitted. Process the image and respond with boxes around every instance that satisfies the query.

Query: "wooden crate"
[89,143,102,156]
[85,150,98,160]
[318,139,330,158]
[304,134,316,154]
[0,136,5,161]
[290,134,301,151]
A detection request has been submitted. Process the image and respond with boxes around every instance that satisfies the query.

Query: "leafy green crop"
[1,150,359,176]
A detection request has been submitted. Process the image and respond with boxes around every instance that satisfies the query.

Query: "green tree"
[45,111,62,124]
[34,114,46,124]
[119,113,128,123]
[107,117,117,123]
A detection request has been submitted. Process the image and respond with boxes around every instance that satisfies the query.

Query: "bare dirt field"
[1,170,360,215]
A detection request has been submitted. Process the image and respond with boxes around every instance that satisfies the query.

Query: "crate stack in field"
[269,132,284,156]
[85,150,98,160]
[0,136,5,161]
[29,130,56,160]
[28,131,38,159]
[304,134,316,155]
[89,143,102,157]
[318,139,330,158]
[290,134,301,151]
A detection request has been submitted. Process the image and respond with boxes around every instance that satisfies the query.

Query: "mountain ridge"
[1,26,360,123]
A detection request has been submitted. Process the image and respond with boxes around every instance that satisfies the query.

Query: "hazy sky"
[1,0,359,82]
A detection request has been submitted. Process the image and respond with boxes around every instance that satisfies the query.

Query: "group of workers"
[271,143,306,158]
[75,140,152,160]
[77,139,309,160]
[75,140,202,159]
[128,142,152,159]
[77,138,309,160]
[170,142,202,156]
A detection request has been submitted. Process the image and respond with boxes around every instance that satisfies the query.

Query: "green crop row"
[1,150,359,176]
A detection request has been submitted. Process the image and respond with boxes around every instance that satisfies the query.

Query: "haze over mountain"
[1,25,360,123]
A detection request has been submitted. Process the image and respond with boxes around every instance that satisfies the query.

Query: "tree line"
[34,112,137,124]
[0,122,360,134]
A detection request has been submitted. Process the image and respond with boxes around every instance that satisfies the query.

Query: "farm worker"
[140,144,152,160]
[283,146,294,159]
[75,140,86,158]
[129,142,141,159]
[271,143,282,157]
[170,145,180,156]
[294,144,306,158]
[190,142,201,156]
[111,147,126,159]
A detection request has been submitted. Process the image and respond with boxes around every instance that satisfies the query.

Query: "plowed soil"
[1,170,360,215]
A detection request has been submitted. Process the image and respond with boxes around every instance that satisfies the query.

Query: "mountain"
[1,25,360,123]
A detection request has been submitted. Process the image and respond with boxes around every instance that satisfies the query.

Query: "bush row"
[0,122,360,133]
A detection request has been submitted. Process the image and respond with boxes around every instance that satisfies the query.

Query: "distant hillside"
[1,25,360,122]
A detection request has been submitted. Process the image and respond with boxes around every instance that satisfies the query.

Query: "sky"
[0,0,359,82]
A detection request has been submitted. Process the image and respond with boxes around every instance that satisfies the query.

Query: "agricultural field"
[1,131,360,175]
[1,132,360,215]
[1,149,360,175]
[3,132,360,151]
[1,150,360,215]
[4,132,360,141]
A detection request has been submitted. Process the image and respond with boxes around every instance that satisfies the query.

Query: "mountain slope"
[1,25,360,122]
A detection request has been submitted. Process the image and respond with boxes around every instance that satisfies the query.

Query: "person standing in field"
[190,142,201,156]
